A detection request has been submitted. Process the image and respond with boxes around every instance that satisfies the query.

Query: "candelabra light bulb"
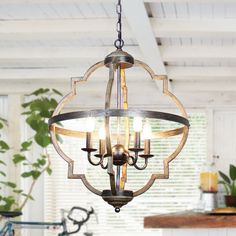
[133,117,142,132]
[143,121,152,139]
[86,117,95,132]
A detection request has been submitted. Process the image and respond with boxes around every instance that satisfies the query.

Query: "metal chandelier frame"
[48,0,190,212]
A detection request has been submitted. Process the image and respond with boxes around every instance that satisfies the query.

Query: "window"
[44,112,207,235]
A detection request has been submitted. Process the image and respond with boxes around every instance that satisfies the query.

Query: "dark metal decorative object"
[48,0,190,212]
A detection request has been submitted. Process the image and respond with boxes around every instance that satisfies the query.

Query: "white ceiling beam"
[123,0,166,83]
[0,45,236,61]
[0,80,156,98]
[0,19,131,35]
[0,46,141,59]
[151,19,236,38]
[167,66,236,81]
[161,46,236,61]
[0,19,236,39]
[0,68,147,80]
[172,81,236,92]
[0,66,235,81]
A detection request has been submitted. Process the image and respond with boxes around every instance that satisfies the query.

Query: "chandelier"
[49,0,189,213]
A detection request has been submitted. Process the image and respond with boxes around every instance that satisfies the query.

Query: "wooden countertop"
[144,211,236,228]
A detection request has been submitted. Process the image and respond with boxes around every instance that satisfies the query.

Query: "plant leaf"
[21,172,32,178]
[218,181,230,195]
[0,117,7,123]
[30,170,41,180]
[34,133,51,147]
[0,181,17,188]
[52,89,63,96]
[231,182,236,196]
[21,193,34,200]
[13,154,26,164]
[37,158,46,166]
[0,196,16,211]
[0,170,6,176]
[13,189,23,194]
[0,160,6,165]
[30,88,49,96]
[22,101,32,108]
[230,164,236,181]
[20,140,32,151]
[21,111,32,115]
[0,140,10,150]
[26,113,41,131]
[46,167,52,175]
[219,171,231,184]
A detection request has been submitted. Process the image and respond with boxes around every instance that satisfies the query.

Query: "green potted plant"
[219,164,236,207]
[0,88,62,216]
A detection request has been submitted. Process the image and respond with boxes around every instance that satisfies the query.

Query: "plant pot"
[225,195,236,207]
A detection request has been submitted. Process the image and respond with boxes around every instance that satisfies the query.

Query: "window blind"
[44,112,207,236]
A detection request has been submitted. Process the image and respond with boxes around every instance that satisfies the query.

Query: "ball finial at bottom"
[115,207,120,213]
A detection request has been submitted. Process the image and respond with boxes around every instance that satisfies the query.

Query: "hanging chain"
[114,0,124,49]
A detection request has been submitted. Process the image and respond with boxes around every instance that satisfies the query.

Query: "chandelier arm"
[165,126,189,164]
[133,128,189,197]
[163,78,188,118]
[52,91,75,116]
[120,68,129,191]
[80,175,102,196]
[133,174,167,197]
[49,127,73,164]
[68,163,102,196]
[52,61,104,117]
[133,60,156,79]
[50,131,102,196]
[87,152,102,166]
[133,59,188,119]
[133,158,148,171]
[127,155,135,166]
[105,66,115,155]
[100,155,108,169]
[130,152,139,166]
[106,64,116,195]
[116,65,122,192]
[82,61,105,82]
[108,155,116,195]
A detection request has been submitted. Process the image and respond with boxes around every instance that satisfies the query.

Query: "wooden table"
[144,211,236,228]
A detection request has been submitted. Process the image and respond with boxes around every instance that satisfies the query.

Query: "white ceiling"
[1,0,236,107]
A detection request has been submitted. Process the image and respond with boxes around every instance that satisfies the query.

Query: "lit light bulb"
[99,125,106,140]
[86,117,95,132]
[143,121,152,139]
[133,117,142,132]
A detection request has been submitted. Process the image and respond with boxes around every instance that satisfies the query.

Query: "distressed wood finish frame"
[49,58,189,199]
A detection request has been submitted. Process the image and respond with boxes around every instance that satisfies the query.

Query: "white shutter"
[44,112,207,235]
